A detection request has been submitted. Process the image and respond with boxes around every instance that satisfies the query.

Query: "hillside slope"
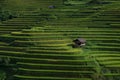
[0,0,120,80]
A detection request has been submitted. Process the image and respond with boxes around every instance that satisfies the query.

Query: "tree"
[0,1,18,22]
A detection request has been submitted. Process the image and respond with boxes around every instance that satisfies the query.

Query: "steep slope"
[0,27,97,80]
[0,0,120,80]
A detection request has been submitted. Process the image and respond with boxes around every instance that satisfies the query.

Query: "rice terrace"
[0,0,120,80]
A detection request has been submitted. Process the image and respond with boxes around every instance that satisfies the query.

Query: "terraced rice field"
[0,0,120,80]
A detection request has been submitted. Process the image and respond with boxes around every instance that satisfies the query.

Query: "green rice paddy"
[0,0,120,80]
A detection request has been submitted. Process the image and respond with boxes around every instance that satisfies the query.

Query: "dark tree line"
[87,0,102,4]
[0,0,18,22]
[0,8,17,21]
[87,0,110,5]
[63,0,103,5]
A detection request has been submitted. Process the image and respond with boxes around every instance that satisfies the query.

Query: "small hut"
[73,38,86,47]
[49,5,55,9]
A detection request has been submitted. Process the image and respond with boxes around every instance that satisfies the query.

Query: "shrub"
[0,70,6,80]
[0,8,17,21]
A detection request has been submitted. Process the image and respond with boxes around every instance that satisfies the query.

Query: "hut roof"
[77,38,86,43]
